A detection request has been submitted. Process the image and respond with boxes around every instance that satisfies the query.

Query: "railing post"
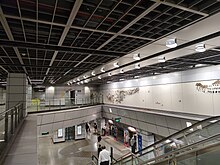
[10,108,14,135]
[15,107,18,128]
[111,147,113,165]
[4,111,8,142]
[132,155,133,165]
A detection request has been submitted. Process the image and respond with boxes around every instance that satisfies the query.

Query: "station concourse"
[0,0,220,165]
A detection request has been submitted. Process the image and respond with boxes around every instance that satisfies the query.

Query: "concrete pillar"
[6,73,27,115]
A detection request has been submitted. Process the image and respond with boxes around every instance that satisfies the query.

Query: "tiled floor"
[4,116,37,165]
[38,134,131,165]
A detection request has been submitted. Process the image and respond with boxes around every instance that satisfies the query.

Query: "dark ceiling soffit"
[0,63,92,70]
[88,31,220,78]
[0,40,126,57]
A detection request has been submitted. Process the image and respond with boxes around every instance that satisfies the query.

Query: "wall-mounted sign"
[57,128,63,138]
[115,117,121,123]
[138,134,142,155]
[77,125,82,135]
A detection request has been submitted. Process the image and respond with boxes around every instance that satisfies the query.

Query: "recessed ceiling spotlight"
[135,63,140,69]
[195,43,206,52]
[166,38,177,48]
[84,79,89,83]
[134,76,140,78]
[133,53,140,60]
[91,71,96,76]
[67,82,70,85]
[73,80,76,83]
[108,72,112,76]
[158,56,166,62]
[119,78,125,81]
[77,82,80,85]
[21,53,26,56]
[80,81,84,84]
[120,69,124,73]
[77,78,80,81]
[113,62,119,68]
[101,67,105,72]
[84,75,87,79]
[98,76,101,79]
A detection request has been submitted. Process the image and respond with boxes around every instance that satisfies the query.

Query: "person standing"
[102,124,107,136]
[131,135,136,154]
[94,123,98,134]
[98,144,102,157]
[98,146,111,165]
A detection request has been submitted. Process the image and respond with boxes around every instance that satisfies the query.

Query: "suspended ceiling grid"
[0,0,219,85]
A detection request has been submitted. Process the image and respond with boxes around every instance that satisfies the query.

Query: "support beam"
[74,2,161,67]
[4,15,153,41]
[158,0,209,17]
[0,39,126,57]
[48,0,83,70]
[0,6,28,74]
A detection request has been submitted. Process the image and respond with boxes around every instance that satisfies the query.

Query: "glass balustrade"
[27,95,103,112]
[0,103,25,162]
[114,116,220,165]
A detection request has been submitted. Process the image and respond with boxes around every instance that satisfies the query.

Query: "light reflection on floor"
[38,134,130,165]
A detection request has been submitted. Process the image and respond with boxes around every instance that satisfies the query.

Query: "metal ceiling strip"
[0,6,28,75]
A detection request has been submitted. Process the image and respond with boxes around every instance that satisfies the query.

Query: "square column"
[6,73,27,115]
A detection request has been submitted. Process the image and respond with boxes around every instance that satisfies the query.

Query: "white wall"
[100,65,220,116]
[37,105,102,135]
[45,86,85,105]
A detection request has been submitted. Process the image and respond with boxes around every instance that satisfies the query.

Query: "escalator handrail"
[91,154,98,162]
[135,115,219,154]
[118,115,220,161]
[139,133,220,165]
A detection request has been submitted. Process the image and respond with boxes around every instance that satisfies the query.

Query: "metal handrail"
[114,115,220,162]
[87,160,96,165]
[92,154,98,161]
[139,133,220,165]
[136,115,219,154]
[0,103,21,116]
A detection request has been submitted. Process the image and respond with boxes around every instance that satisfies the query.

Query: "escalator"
[113,115,220,165]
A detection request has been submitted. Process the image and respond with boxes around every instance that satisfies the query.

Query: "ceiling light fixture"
[98,76,101,79]
[73,80,76,83]
[77,78,80,81]
[83,75,87,79]
[113,62,119,68]
[91,71,96,76]
[166,38,177,48]
[158,56,166,63]
[135,63,140,69]
[101,67,105,72]
[120,69,124,73]
[134,76,140,78]
[195,43,206,52]
[120,78,125,81]
[108,72,112,76]
[21,53,26,56]
[133,53,140,60]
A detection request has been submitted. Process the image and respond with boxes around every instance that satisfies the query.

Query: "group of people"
[86,122,98,134]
